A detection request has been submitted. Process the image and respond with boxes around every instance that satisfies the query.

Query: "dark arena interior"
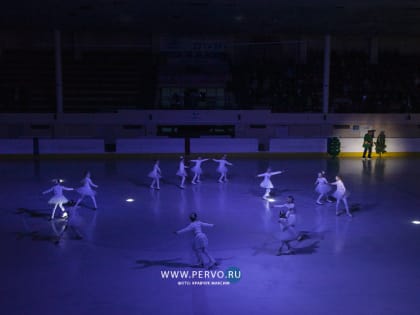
[0,1,420,315]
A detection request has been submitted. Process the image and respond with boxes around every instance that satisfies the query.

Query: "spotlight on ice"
[126,198,135,202]
[412,220,420,225]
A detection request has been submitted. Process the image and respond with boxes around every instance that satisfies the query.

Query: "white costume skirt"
[332,189,350,200]
[176,170,188,177]
[315,183,331,194]
[217,166,227,174]
[191,166,202,174]
[148,171,161,179]
[260,178,273,189]
[76,186,96,197]
[278,220,298,241]
[48,195,68,205]
[193,232,209,249]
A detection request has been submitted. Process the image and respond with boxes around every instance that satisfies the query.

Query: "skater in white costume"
[176,156,189,188]
[75,171,98,209]
[275,196,300,254]
[43,179,74,220]
[257,168,284,199]
[330,175,352,217]
[148,160,162,189]
[314,171,332,205]
[190,157,209,184]
[213,154,233,183]
[174,212,217,268]
[273,195,295,212]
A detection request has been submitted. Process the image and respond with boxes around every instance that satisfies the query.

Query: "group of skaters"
[173,165,352,262]
[41,154,353,263]
[42,171,98,220]
[149,154,233,190]
[38,130,383,264]
[173,174,350,262]
[257,169,351,256]
[257,168,351,216]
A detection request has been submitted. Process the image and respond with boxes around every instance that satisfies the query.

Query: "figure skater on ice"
[174,212,217,268]
[43,179,74,220]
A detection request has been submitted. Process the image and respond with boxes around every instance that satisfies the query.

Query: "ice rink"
[1,156,419,315]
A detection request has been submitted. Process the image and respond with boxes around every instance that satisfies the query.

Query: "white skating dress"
[315,177,331,194]
[191,159,207,175]
[76,177,97,197]
[176,160,188,177]
[177,221,214,249]
[258,171,282,189]
[331,180,350,199]
[148,163,162,179]
[46,185,72,204]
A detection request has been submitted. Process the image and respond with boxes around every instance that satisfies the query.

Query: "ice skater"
[75,171,98,209]
[330,175,352,217]
[148,160,161,189]
[273,195,295,213]
[43,179,74,220]
[174,212,217,268]
[176,156,189,188]
[257,167,284,200]
[314,171,332,205]
[274,196,300,255]
[213,154,233,183]
[190,157,209,184]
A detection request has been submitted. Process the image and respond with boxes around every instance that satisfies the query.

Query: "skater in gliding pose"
[213,154,233,183]
[330,175,352,217]
[148,160,162,189]
[43,179,74,220]
[75,171,98,209]
[174,212,217,268]
[190,157,209,184]
[275,196,300,255]
[314,171,332,205]
[257,167,284,200]
[176,156,189,189]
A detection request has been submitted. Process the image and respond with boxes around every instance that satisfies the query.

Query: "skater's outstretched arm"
[62,186,74,191]
[87,178,98,188]
[273,203,287,208]
[257,172,267,177]
[175,224,193,234]
[42,187,54,194]
[270,171,283,176]
[200,222,214,228]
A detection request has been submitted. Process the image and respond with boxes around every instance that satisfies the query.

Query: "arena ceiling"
[1,0,420,35]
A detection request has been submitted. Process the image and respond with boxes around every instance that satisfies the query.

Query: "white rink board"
[39,139,104,154]
[190,138,258,153]
[116,138,184,153]
[0,139,33,154]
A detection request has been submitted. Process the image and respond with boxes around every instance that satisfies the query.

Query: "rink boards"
[0,137,420,156]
